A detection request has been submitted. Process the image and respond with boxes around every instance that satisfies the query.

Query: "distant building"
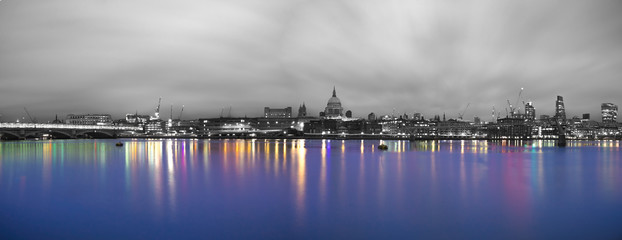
[264,107,292,118]
[525,102,536,120]
[488,117,531,139]
[413,113,422,120]
[323,87,343,119]
[197,118,255,137]
[555,96,566,123]
[126,113,150,124]
[167,120,197,135]
[474,116,481,124]
[51,115,62,124]
[345,110,352,118]
[66,114,112,125]
[144,120,165,134]
[601,103,618,123]
[540,115,550,121]
[256,118,299,131]
[297,103,307,117]
[582,113,590,120]
[368,112,376,121]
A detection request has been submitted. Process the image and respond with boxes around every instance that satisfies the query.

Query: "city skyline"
[0,88,619,123]
[1,0,622,121]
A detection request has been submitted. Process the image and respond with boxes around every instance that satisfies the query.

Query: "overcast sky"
[1,0,621,122]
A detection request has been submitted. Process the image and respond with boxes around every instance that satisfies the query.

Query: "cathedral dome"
[327,96,341,105]
[324,87,343,118]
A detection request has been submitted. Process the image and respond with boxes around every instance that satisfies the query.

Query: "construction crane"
[458,103,470,120]
[505,88,525,118]
[506,99,514,118]
[513,88,524,115]
[506,88,524,117]
[23,107,36,123]
[491,106,497,122]
[178,105,184,120]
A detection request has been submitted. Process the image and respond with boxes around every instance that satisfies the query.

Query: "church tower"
[298,103,307,117]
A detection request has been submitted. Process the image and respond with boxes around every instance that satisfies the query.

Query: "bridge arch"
[46,130,74,139]
[76,130,115,138]
[0,131,21,140]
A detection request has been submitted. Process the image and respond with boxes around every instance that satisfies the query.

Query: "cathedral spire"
[332,86,337,97]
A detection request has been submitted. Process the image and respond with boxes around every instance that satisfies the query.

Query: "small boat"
[378,144,388,150]
[115,142,123,147]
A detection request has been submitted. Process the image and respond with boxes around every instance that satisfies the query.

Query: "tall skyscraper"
[555,96,566,123]
[525,102,536,120]
[601,103,618,123]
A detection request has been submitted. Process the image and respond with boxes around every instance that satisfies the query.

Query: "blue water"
[1,139,621,239]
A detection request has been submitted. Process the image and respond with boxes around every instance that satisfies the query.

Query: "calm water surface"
[1,139,621,239]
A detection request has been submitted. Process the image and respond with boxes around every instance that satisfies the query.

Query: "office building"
[602,103,618,123]
[525,102,536,120]
[555,96,566,123]
[368,112,376,121]
[66,114,112,125]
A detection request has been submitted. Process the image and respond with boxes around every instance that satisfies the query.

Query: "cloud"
[1,0,621,121]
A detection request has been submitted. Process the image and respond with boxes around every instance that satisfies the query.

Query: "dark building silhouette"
[582,113,590,120]
[368,112,376,121]
[264,107,292,118]
[525,102,536,120]
[52,114,62,124]
[555,96,566,123]
[345,110,352,118]
[433,115,441,122]
[297,103,307,117]
[413,113,422,120]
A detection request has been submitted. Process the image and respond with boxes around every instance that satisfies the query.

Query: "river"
[1,139,621,239]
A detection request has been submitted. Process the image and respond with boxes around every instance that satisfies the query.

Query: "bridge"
[0,123,142,140]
